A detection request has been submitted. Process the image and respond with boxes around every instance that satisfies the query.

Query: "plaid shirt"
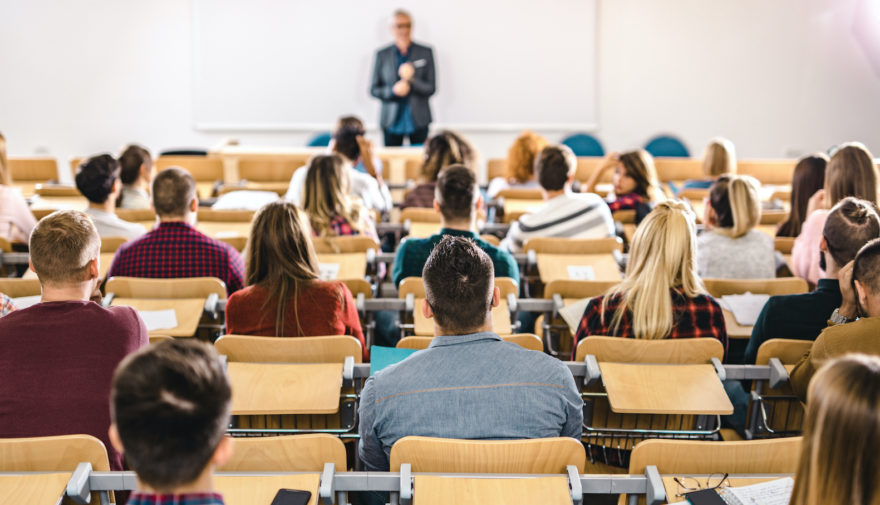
[606,192,643,212]
[0,294,15,317]
[107,221,245,294]
[127,492,224,505]
[574,289,728,359]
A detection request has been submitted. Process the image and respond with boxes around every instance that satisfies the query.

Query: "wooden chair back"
[341,278,373,299]
[755,338,813,366]
[487,158,506,180]
[774,237,795,254]
[311,235,378,254]
[496,188,544,201]
[612,209,636,224]
[105,276,227,299]
[653,158,702,182]
[100,236,129,253]
[544,279,619,300]
[0,434,110,471]
[238,155,310,183]
[197,208,255,222]
[403,158,423,182]
[400,207,441,223]
[760,210,789,225]
[574,336,724,363]
[677,188,709,201]
[8,157,59,183]
[574,157,610,183]
[215,334,363,363]
[0,278,41,298]
[156,155,224,182]
[0,237,11,253]
[703,277,808,298]
[524,236,622,255]
[149,335,174,345]
[219,434,346,471]
[34,184,81,197]
[397,333,543,352]
[628,437,801,475]
[480,234,501,246]
[389,436,586,473]
[737,160,796,186]
[116,208,157,226]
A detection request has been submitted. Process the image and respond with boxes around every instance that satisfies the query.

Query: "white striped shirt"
[502,191,616,253]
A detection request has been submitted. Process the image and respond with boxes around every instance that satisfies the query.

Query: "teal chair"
[644,135,689,157]
[307,132,333,147]
[561,133,605,157]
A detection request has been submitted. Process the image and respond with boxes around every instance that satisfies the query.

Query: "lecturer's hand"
[392,80,411,97]
[398,62,415,81]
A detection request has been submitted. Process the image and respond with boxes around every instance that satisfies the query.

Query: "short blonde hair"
[29,210,100,285]
[701,137,736,177]
[709,174,761,238]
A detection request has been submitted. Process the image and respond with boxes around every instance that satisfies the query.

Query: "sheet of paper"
[559,297,591,333]
[567,265,595,281]
[138,309,179,331]
[720,292,770,327]
[318,263,340,280]
[211,190,279,210]
[10,295,41,309]
[720,477,793,505]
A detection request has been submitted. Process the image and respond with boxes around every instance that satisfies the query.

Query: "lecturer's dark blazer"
[370,42,436,130]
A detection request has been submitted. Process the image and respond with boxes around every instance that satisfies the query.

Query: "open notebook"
[670,477,793,505]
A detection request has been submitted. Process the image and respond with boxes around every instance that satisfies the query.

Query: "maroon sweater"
[0,300,148,470]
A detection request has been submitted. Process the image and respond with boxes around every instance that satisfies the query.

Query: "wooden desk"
[536,254,622,283]
[413,475,571,505]
[408,222,441,239]
[504,198,542,216]
[111,297,206,337]
[413,297,512,336]
[29,196,89,212]
[316,253,368,280]
[722,309,752,339]
[216,473,320,505]
[227,362,342,415]
[0,472,71,505]
[661,476,784,504]
[600,363,733,415]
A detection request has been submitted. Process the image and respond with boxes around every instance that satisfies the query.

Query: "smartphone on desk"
[685,488,728,505]
[270,489,311,505]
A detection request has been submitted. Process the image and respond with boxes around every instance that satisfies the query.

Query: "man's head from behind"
[434,164,478,225]
[152,167,197,219]
[821,197,880,271]
[852,238,880,318]
[110,339,232,492]
[422,236,498,335]
[536,145,576,192]
[75,154,121,205]
[29,210,100,288]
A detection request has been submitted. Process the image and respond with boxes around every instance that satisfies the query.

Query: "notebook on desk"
[671,477,794,505]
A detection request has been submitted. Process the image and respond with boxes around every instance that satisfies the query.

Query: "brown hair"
[333,116,366,162]
[789,354,880,505]
[505,131,548,183]
[701,137,736,177]
[75,154,121,204]
[825,142,878,207]
[853,237,880,295]
[822,197,880,270]
[0,131,9,186]
[777,154,828,237]
[423,236,494,333]
[29,210,100,285]
[435,164,477,223]
[536,145,576,192]
[421,130,476,182]
[118,144,152,186]
[708,174,761,238]
[111,339,231,490]
[618,149,661,202]
[246,201,322,337]
[302,154,365,237]
[152,167,196,217]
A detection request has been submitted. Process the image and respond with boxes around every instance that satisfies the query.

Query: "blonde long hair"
[789,354,880,505]
[709,174,761,238]
[602,200,705,339]
[0,132,10,185]
[302,154,365,237]
[702,137,737,177]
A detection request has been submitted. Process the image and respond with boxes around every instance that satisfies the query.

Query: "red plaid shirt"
[574,289,728,359]
[606,192,644,212]
[107,221,245,294]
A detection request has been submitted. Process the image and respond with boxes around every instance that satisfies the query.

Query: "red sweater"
[225,281,366,359]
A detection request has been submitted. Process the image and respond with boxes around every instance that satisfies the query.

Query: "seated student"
[286,116,392,214]
[225,201,366,356]
[790,238,880,401]
[0,293,15,317]
[392,164,519,285]
[583,149,662,217]
[359,236,583,472]
[0,210,147,471]
[503,144,615,253]
[0,131,37,243]
[792,142,878,286]
[109,339,233,505]
[675,137,736,192]
[788,354,880,505]
[744,197,880,364]
[302,154,379,242]
[75,154,146,240]
[486,130,547,199]
[776,153,827,238]
[401,130,476,209]
[117,144,154,210]
[108,167,245,293]
[575,201,727,355]
[697,174,775,279]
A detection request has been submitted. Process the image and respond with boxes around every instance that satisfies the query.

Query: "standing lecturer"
[370,9,436,147]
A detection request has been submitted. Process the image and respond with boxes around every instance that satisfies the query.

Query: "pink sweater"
[791,209,828,286]
[0,185,36,243]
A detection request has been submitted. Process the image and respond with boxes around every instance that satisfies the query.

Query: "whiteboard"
[192,0,596,131]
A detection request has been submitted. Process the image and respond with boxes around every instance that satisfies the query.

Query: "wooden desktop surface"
[536,254,622,283]
[29,196,88,212]
[413,475,571,505]
[600,363,733,415]
[111,297,205,337]
[0,472,70,505]
[216,473,320,505]
[227,362,343,415]
[722,309,752,339]
[408,222,441,239]
[316,253,368,280]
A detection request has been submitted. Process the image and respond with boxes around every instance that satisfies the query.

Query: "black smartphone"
[270,489,311,505]
[685,488,727,505]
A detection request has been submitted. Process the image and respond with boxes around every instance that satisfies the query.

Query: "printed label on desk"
[567,265,595,281]
[318,263,340,280]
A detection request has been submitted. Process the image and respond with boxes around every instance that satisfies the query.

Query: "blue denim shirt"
[357,332,584,471]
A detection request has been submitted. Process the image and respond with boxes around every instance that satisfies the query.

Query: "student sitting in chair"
[400,130,476,210]
[117,144,154,210]
[75,154,146,240]
[583,149,662,220]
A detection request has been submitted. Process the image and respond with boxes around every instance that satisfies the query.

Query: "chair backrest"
[574,336,724,363]
[389,436,586,473]
[544,280,619,300]
[306,132,333,147]
[737,160,796,186]
[311,235,378,254]
[755,338,813,365]
[496,188,544,201]
[397,333,543,352]
[155,155,224,182]
[215,334,363,363]
[105,276,227,299]
[774,237,795,254]
[612,209,636,224]
[561,133,605,157]
[628,437,801,475]
[197,208,255,223]
[0,278,41,298]
[100,236,129,253]
[677,188,709,201]
[400,207,441,223]
[0,237,11,253]
[399,277,518,299]
[341,278,373,299]
[219,434,346,471]
[653,158,703,182]
[480,234,501,246]
[702,278,808,298]
[149,335,174,345]
[487,158,506,180]
[238,155,310,183]
[0,435,110,471]
[644,135,690,158]
[523,236,622,255]
[8,157,59,183]
[34,184,82,197]
[115,208,157,225]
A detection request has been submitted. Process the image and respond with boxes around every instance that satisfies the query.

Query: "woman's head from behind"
[825,142,878,207]
[789,354,880,505]
[780,154,827,237]
[702,137,737,178]
[303,153,359,236]
[505,131,548,183]
[616,150,660,201]
[707,174,761,238]
[421,130,475,182]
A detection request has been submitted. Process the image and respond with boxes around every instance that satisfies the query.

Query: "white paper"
[138,309,178,331]
[10,295,41,309]
[719,477,793,505]
[720,292,770,326]
[559,297,591,333]
[211,190,279,210]
[318,263,340,281]
[567,265,596,281]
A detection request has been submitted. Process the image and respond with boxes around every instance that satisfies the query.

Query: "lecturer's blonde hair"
[601,201,705,339]
[709,174,761,238]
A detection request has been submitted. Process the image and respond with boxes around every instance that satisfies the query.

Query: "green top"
[391,228,520,286]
